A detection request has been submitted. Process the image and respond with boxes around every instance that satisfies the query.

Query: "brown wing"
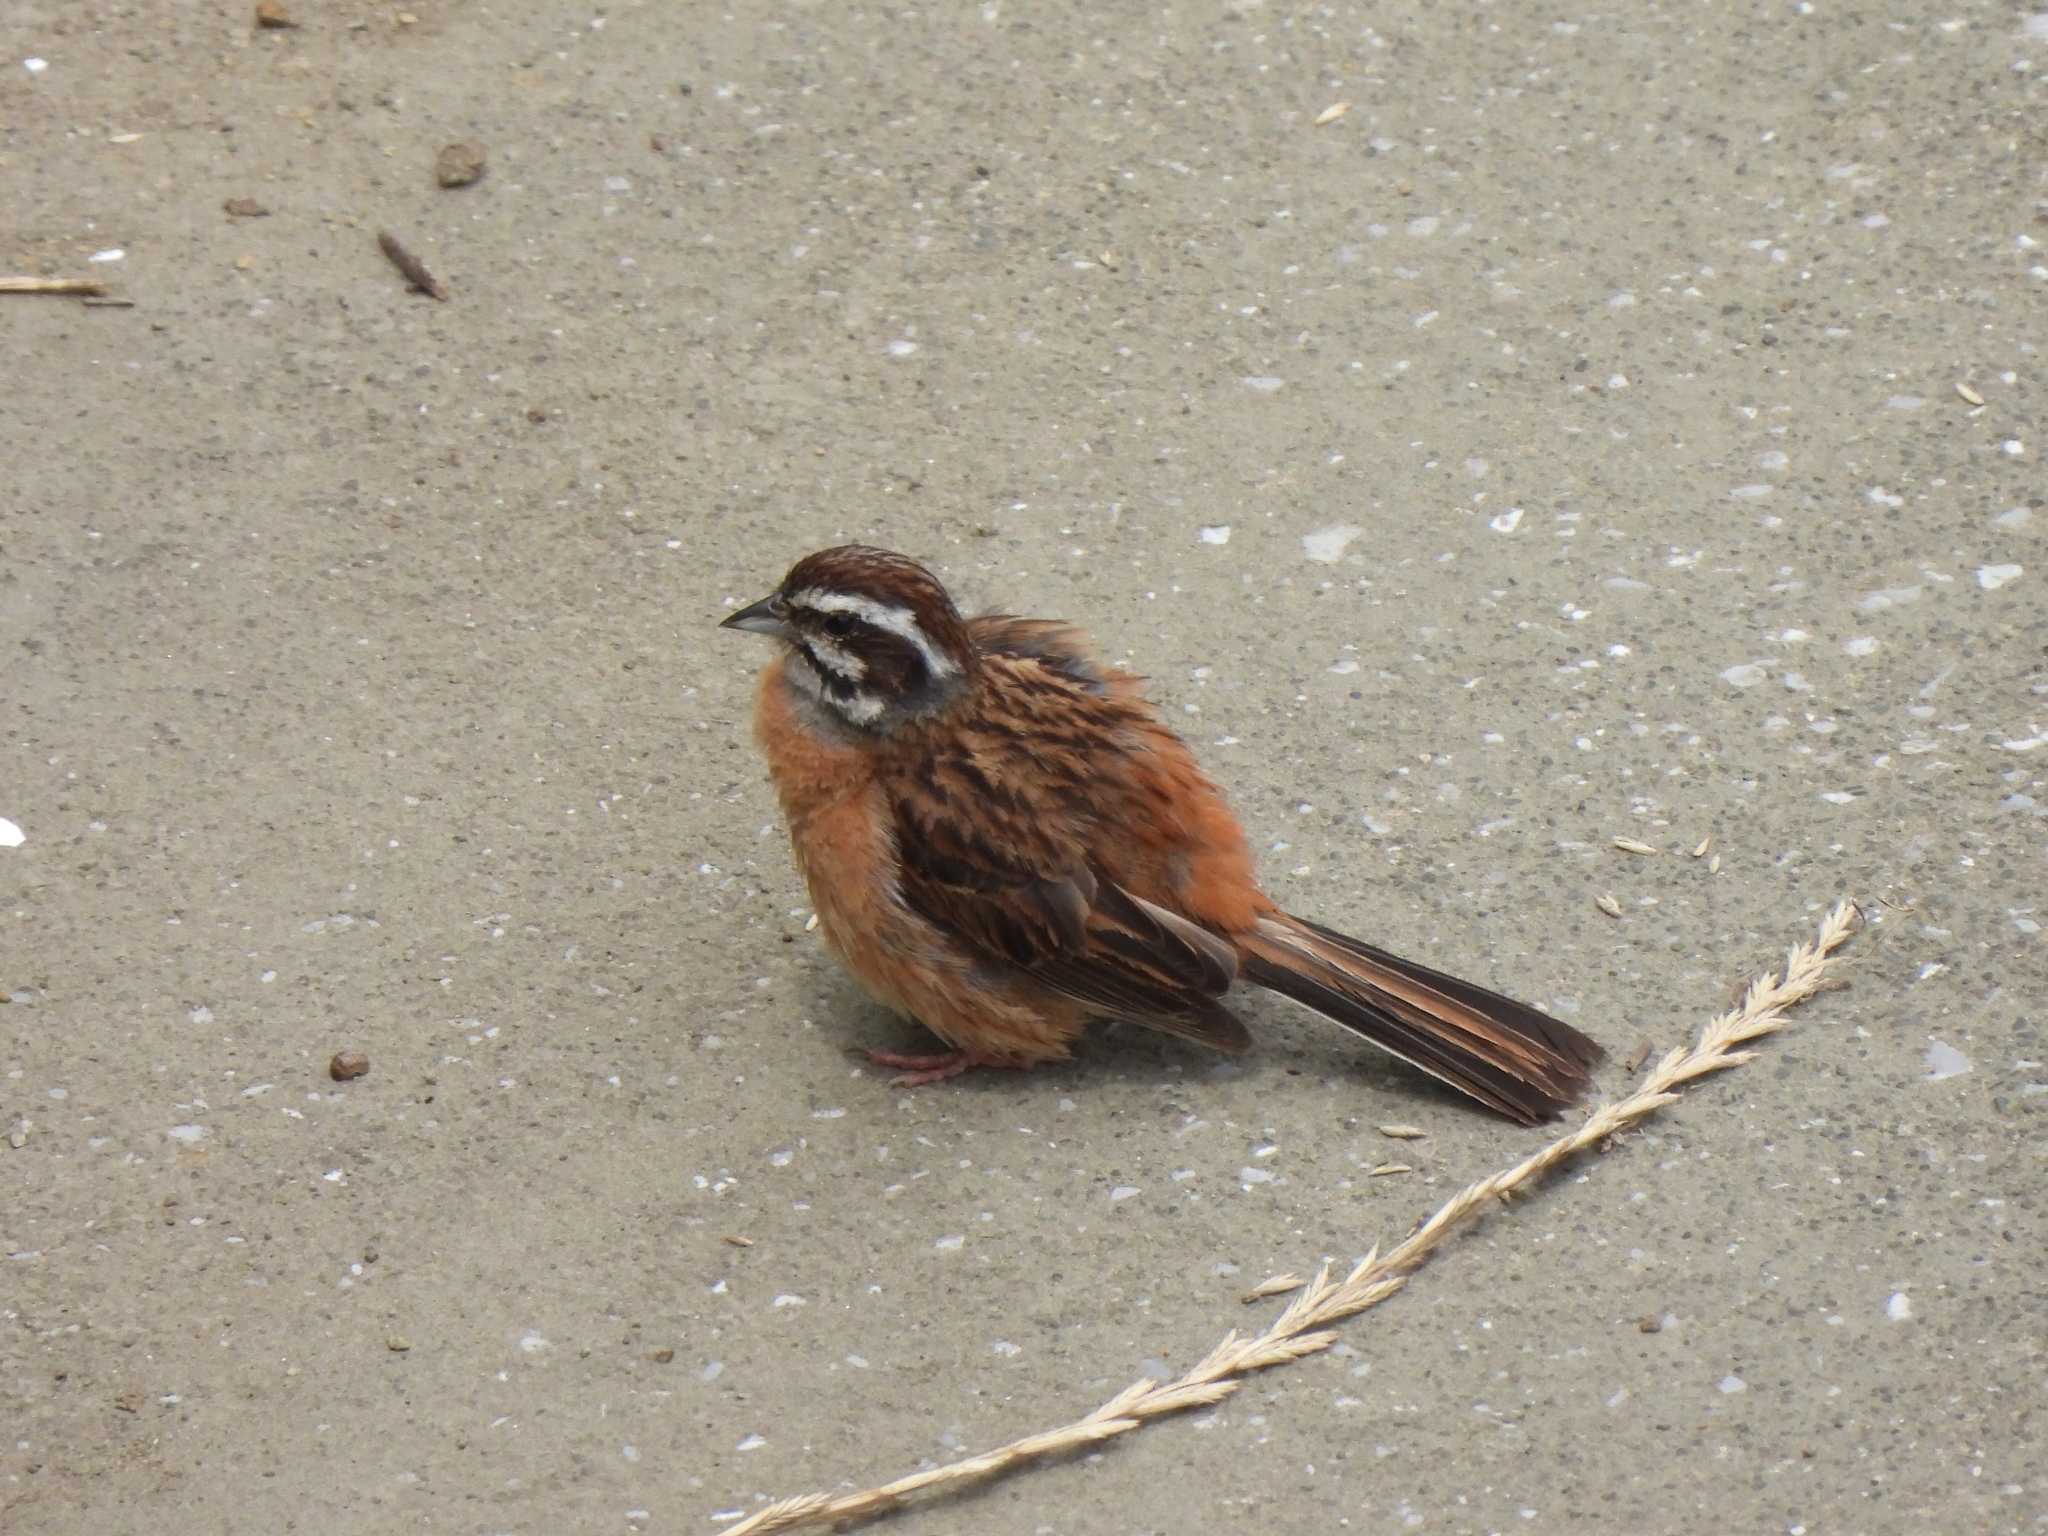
[887,651,1249,1052]
[967,615,1112,695]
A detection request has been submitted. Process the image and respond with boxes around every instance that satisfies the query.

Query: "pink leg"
[865,1048,1019,1087]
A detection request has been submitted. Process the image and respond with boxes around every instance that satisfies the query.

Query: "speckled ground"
[5,3,2044,1533]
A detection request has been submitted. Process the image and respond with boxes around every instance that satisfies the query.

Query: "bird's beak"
[719,594,791,639]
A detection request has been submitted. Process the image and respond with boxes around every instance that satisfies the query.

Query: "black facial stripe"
[798,644,868,698]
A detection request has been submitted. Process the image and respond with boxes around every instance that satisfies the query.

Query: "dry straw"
[722,900,1861,1536]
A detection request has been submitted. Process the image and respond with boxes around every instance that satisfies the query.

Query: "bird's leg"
[864,1048,1018,1087]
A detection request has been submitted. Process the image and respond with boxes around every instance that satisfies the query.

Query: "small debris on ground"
[255,1,297,28]
[1376,1124,1427,1140]
[224,197,271,218]
[329,1050,371,1081]
[1,276,107,297]
[1594,893,1623,918]
[435,140,487,188]
[376,229,447,300]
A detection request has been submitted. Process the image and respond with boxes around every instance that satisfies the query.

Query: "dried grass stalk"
[721,901,1862,1536]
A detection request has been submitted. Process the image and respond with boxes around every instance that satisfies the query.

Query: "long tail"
[1240,912,1604,1124]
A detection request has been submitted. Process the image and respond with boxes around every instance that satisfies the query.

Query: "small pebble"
[435,140,487,188]
[254,0,297,27]
[329,1050,371,1082]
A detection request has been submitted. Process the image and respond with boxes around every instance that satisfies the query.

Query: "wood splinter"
[0,276,109,297]
[376,229,447,300]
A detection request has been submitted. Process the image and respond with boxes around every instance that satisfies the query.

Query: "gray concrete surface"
[5,2,2043,1532]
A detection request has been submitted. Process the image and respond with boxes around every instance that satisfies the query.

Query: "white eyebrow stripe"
[785,587,960,679]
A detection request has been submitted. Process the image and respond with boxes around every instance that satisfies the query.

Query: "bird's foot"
[865,1048,1009,1087]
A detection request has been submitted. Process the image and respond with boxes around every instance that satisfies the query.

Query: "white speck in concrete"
[1302,524,1362,562]
[1244,375,1285,393]
[1718,1374,1746,1394]
[24,57,49,74]
[1924,1040,1971,1079]
[736,1433,767,1452]
[518,1331,549,1353]
[1199,525,1231,545]
[1843,636,1878,657]
[1977,563,2022,590]
[0,818,23,848]
[885,338,918,357]
[771,1294,806,1307]
[935,1233,965,1250]
[1886,1292,1912,1321]
[1857,586,1921,612]
[1729,484,1773,499]
[1994,505,2031,529]
[1720,662,1769,688]
[167,1125,208,1143]
[1489,507,1524,533]
[1109,1185,1141,1202]
[700,1359,724,1381]
[189,1005,214,1025]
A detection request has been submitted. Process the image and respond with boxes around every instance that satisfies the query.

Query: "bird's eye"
[821,612,857,639]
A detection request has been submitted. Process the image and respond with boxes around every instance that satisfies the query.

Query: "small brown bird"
[723,546,1603,1123]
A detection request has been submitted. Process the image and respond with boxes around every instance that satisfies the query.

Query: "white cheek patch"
[801,632,867,682]
[785,648,886,727]
[785,587,960,680]
[834,690,887,725]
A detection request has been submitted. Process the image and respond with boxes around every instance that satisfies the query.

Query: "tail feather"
[1241,913,1603,1125]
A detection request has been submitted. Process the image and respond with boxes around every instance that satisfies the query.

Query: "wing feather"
[888,647,1248,1053]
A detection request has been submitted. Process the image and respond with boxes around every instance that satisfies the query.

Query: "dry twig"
[376,229,447,300]
[0,276,108,296]
[721,901,1860,1536]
